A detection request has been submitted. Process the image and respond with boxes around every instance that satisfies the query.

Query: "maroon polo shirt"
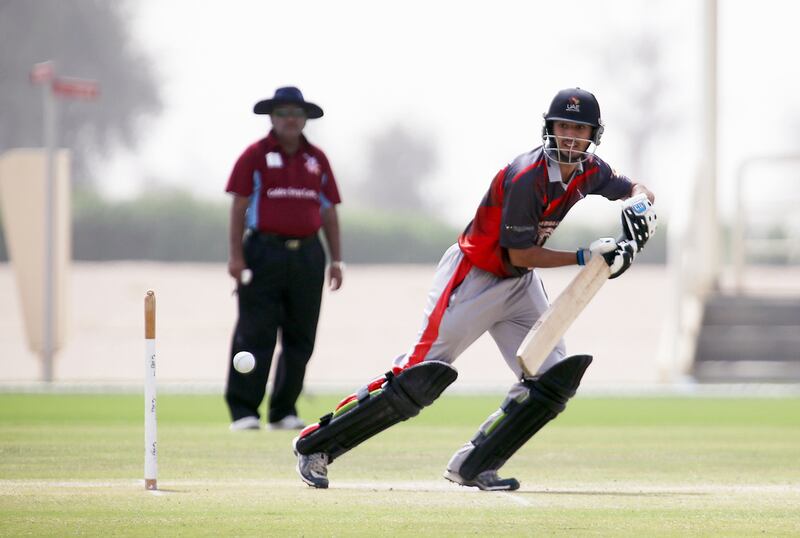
[226,131,341,237]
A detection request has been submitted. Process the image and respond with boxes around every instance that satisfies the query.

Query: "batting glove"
[621,194,658,252]
[601,240,636,279]
[576,237,617,266]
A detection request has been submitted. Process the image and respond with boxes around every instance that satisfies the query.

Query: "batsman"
[293,88,657,490]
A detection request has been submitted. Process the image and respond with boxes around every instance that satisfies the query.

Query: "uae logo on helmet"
[566,96,580,112]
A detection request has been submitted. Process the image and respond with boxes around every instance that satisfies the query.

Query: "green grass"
[1,394,799,536]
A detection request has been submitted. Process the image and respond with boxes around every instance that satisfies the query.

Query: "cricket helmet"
[542,88,604,164]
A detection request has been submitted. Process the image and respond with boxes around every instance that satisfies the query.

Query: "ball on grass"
[233,351,256,374]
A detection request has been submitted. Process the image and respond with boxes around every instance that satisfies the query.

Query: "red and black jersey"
[225,130,341,237]
[458,146,633,277]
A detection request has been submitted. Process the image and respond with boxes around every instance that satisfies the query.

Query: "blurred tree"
[358,123,439,212]
[600,30,680,181]
[0,0,161,184]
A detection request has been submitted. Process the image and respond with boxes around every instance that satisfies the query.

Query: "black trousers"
[225,232,326,423]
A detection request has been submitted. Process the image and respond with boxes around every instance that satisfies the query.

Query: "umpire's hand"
[329,262,344,291]
[229,255,247,282]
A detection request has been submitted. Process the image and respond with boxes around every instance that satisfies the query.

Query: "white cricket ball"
[233,351,256,374]
[240,269,253,285]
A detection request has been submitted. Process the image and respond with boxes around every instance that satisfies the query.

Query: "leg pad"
[459,355,592,480]
[295,361,457,461]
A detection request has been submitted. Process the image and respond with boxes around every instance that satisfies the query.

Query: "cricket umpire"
[225,86,343,431]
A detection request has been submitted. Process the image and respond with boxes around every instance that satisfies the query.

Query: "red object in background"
[29,61,55,84]
[52,77,100,100]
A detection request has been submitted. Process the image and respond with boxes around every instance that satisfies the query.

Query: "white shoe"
[444,469,520,491]
[293,437,329,488]
[269,415,306,430]
[229,416,261,431]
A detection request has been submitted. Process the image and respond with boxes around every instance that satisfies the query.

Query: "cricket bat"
[516,255,610,376]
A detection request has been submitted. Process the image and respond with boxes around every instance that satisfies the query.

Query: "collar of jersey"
[263,130,311,153]
[546,156,583,187]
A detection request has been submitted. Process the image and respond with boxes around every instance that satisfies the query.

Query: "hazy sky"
[97,0,800,226]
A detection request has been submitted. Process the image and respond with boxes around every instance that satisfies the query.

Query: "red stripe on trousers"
[405,255,474,367]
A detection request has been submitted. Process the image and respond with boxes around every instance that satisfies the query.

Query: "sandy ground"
[1,261,798,391]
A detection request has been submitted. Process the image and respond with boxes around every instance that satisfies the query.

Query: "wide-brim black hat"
[253,86,323,118]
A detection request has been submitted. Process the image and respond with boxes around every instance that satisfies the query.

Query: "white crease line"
[2,479,800,495]
[503,492,532,506]
[332,480,461,492]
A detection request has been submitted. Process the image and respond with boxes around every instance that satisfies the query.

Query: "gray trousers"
[394,243,565,379]
[393,244,567,475]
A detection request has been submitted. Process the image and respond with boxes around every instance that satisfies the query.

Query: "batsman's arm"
[629,183,655,204]
[507,245,581,269]
[228,195,249,281]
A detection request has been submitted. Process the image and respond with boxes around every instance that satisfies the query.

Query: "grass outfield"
[1,393,799,537]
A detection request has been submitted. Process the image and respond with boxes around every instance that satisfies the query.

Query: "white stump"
[144,290,158,490]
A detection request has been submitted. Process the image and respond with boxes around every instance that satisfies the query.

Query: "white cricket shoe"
[292,437,329,488]
[269,415,306,430]
[229,416,261,431]
[444,469,520,491]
